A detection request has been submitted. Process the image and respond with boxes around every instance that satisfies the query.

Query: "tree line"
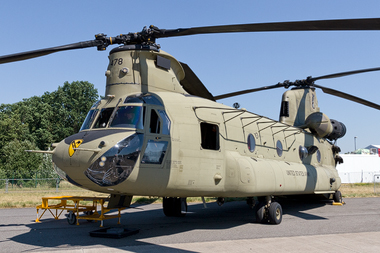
[0,81,99,180]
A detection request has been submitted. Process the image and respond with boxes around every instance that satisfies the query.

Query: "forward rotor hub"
[278,76,315,89]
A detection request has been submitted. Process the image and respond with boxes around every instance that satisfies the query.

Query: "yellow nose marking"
[68,139,83,157]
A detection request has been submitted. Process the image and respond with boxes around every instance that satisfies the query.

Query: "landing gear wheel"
[255,202,266,223]
[268,202,282,224]
[246,197,255,209]
[84,210,94,222]
[163,197,187,217]
[67,211,76,225]
[333,191,342,203]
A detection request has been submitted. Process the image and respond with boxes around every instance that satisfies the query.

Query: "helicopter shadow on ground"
[9,199,329,252]
[279,197,330,220]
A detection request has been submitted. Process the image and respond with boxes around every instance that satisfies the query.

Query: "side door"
[140,107,171,168]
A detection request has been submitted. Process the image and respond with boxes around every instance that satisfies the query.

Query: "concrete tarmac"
[1,197,380,252]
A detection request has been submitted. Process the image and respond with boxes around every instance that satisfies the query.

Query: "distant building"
[364,145,380,156]
[337,144,380,183]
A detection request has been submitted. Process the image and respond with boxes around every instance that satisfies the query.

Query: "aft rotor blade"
[180,62,215,101]
[214,83,285,100]
[314,84,380,110]
[157,18,380,38]
[0,40,103,64]
[311,67,380,82]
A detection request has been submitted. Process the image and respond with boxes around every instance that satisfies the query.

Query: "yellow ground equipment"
[35,196,124,227]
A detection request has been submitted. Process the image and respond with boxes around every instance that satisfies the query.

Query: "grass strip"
[0,183,379,209]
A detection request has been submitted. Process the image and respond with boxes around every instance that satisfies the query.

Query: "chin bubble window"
[84,133,143,187]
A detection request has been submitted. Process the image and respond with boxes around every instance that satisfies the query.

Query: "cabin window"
[316,150,321,163]
[141,140,168,164]
[200,122,219,150]
[110,105,144,129]
[299,146,308,160]
[276,140,283,157]
[93,107,114,128]
[247,133,256,152]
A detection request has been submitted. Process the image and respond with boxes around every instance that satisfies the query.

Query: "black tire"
[333,191,342,203]
[163,197,187,217]
[217,197,225,206]
[163,197,175,216]
[67,211,76,225]
[255,202,266,223]
[179,198,188,216]
[268,202,282,225]
[84,211,94,222]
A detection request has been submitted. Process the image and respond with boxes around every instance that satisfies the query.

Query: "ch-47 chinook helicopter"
[1,18,380,225]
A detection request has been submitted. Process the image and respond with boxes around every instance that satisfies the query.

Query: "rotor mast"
[104,46,186,98]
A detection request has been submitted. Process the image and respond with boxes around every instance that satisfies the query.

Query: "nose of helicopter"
[52,130,144,188]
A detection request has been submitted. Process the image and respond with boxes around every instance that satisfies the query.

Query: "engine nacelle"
[305,112,346,141]
[327,119,346,141]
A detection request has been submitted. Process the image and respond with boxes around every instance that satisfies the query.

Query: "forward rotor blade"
[157,18,380,38]
[314,84,380,110]
[0,40,103,64]
[214,83,285,100]
[311,67,380,82]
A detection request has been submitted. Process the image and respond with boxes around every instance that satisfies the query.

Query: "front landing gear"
[332,190,345,206]
[333,190,343,203]
[255,196,283,224]
[163,197,187,217]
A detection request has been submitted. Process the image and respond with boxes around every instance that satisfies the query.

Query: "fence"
[338,171,380,184]
[0,178,81,193]
[374,174,380,194]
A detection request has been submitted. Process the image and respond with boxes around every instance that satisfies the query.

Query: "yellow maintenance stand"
[36,196,125,227]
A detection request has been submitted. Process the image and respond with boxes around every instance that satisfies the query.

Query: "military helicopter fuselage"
[52,46,341,200]
[4,18,380,224]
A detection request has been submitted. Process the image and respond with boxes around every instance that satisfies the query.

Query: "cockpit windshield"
[93,107,114,128]
[79,93,163,132]
[110,105,144,129]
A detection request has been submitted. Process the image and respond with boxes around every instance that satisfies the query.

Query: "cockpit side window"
[80,100,102,131]
[149,109,161,133]
[93,108,114,128]
[158,110,170,135]
[80,109,99,131]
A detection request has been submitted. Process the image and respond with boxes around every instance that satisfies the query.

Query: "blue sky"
[1,0,380,153]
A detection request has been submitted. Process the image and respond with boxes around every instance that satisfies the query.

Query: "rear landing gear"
[163,197,187,217]
[333,190,343,203]
[255,196,283,225]
[268,202,282,224]
[332,190,345,206]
